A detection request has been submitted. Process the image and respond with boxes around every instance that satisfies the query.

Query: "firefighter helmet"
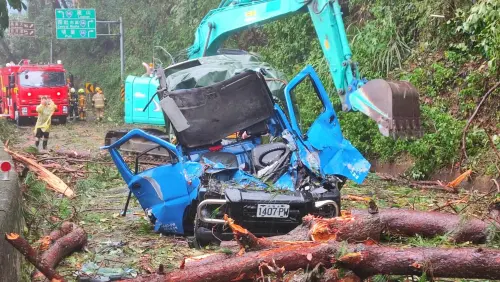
[78,88,85,94]
[70,88,76,93]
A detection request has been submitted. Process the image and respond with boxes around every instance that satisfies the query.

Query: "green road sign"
[55,9,96,39]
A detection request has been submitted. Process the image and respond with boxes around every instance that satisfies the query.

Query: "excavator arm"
[187,0,421,138]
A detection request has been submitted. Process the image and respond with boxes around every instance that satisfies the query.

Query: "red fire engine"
[0,59,69,125]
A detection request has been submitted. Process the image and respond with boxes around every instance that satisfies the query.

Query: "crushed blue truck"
[102,0,422,247]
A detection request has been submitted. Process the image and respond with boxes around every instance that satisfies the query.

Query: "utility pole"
[50,23,53,63]
[119,17,124,81]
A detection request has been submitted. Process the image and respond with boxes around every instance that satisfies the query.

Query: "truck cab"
[104,60,370,247]
[0,60,69,125]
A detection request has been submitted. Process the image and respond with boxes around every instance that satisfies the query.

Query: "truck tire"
[59,116,67,124]
[192,214,221,249]
[16,117,23,126]
[15,114,26,126]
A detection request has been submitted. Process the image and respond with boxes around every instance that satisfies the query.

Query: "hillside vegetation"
[2,0,499,180]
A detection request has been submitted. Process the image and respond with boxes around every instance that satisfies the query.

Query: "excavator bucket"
[350,79,422,138]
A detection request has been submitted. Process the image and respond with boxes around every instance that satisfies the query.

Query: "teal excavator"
[122,0,421,139]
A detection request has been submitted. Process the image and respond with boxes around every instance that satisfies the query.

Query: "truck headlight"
[21,107,28,115]
[62,106,68,113]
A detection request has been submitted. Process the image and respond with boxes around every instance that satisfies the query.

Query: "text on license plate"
[256,204,290,218]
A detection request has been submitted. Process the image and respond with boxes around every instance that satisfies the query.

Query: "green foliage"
[76,163,121,192]
[0,0,26,37]
[0,119,15,143]
[431,63,455,92]
[459,70,485,97]
[407,106,464,179]
[351,9,411,77]
[457,0,500,70]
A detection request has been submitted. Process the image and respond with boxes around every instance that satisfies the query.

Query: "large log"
[5,147,75,198]
[339,245,500,280]
[33,222,87,280]
[270,213,382,243]
[122,213,500,282]
[274,209,493,244]
[123,242,333,282]
[353,208,495,243]
[5,233,66,282]
[122,241,500,281]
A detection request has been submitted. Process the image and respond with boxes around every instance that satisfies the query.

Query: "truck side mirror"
[8,74,15,88]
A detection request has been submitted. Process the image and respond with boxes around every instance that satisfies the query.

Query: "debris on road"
[377,169,474,193]
[4,146,75,198]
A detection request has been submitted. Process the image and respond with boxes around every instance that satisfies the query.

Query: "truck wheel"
[16,116,25,126]
[192,214,221,249]
[59,117,67,124]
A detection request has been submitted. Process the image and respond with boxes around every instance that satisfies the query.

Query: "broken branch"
[32,222,87,280]
[5,233,66,282]
[4,147,75,198]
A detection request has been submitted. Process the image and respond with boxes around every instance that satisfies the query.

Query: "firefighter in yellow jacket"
[77,88,86,120]
[92,87,106,121]
[34,96,57,151]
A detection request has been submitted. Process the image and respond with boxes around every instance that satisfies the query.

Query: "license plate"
[256,204,290,218]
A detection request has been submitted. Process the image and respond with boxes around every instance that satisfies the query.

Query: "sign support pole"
[50,23,53,63]
[119,17,124,81]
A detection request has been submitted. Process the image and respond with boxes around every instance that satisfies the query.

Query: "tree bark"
[274,213,382,243]
[5,147,75,198]
[33,222,86,280]
[5,233,66,282]
[122,241,500,281]
[121,213,500,281]
[125,242,334,282]
[339,245,500,280]
[353,208,495,243]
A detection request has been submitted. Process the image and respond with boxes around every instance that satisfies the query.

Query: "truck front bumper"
[18,104,68,117]
[195,188,340,240]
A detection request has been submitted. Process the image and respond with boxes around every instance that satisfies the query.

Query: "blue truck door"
[283,65,370,184]
[102,129,202,234]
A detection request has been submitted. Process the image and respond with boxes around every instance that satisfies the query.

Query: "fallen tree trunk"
[127,243,500,281]
[214,207,498,254]
[123,228,500,282]
[5,147,75,198]
[5,233,66,282]
[353,208,495,243]
[124,242,333,282]
[272,209,495,244]
[33,222,87,280]
[339,245,500,280]
[269,213,382,243]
